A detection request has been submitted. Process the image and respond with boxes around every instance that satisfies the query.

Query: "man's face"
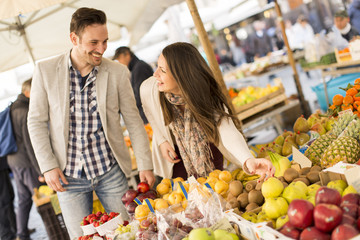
[116,52,131,66]
[71,24,108,66]
[334,17,349,30]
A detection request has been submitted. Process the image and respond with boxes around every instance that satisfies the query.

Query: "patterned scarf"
[165,92,215,177]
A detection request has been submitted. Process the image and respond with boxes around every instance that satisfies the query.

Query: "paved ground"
[21,63,324,239]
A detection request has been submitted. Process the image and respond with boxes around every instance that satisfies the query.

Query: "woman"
[140,42,274,181]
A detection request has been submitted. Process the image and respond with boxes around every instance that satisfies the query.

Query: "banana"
[243,175,260,181]
[231,168,241,180]
[236,170,246,181]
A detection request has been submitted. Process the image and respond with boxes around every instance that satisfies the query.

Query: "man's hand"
[139,170,155,188]
[159,141,180,163]
[44,168,68,192]
[244,158,275,182]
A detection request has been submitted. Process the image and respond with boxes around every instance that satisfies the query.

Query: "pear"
[282,130,293,138]
[274,135,285,146]
[296,132,310,146]
[307,113,321,128]
[285,134,296,146]
[293,115,310,133]
[310,122,326,135]
[282,140,293,156]
[257,147,268,158]
[325,117,335,132]
[272,144,283,155]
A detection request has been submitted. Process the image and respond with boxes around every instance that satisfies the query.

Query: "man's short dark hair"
[113,46,133,60]
[334,10,349,18]
[70,8,107,37]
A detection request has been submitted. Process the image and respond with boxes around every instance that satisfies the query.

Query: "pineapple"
[304,112,357,166]
[304,133,336,166]
[321,118,360,168]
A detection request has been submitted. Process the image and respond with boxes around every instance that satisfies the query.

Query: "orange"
[346,88,358,96]
[343,95,354,105]
[332,94,344,106]
[354,101,360,110]
[329,105,336,110]
[341,104,353,111]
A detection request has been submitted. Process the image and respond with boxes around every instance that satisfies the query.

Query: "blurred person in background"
[333,10,359,42]
[7,79,42,240]
[348,0,360,33]
[0,156,17,240]
[113,47,154,124]
[229,35,246,66]
[291,15,315,50]
[247,20,273,60]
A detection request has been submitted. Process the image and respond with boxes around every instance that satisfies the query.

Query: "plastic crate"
[37,202,70,240]
[311,72,360,111]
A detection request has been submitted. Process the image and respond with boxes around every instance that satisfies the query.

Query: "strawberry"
[88,213,96,219]
[109,212,117,218]
[95,211,102,218]
[81,220,89,226]
[100,214,109,223]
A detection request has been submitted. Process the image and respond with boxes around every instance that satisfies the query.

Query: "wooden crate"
[335,47,352,63]
[235,85,288,122]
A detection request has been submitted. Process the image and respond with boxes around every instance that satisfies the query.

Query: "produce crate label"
[178,181,188,200]
[144,198,155,213]
[133,197,142,205]
[345,166,360,193]
[209,217,236,234]
[322,162,357,174]
[292,146,312,168]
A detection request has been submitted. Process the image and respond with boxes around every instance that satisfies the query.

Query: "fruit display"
[328,78,360,117]
[279,186,360,240]
[231,84,280,107]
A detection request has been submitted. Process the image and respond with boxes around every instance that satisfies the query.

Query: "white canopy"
[0,0,183,72]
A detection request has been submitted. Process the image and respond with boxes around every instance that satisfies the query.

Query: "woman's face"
[153,54,181,95]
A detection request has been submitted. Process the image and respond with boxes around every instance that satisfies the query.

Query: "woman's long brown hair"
[159,42,241,145]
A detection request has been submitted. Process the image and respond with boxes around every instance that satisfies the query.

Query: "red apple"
[341,193,360,205]
[331,224,359,240]
[125,201,137,214]
[279,222,301,239]
[299,227,330,240]
[136,193,146,202]
[341,203,358,219]
[314,204,343,232]
[122,189,138,204]
[288,199,314,229]
[341,214,356,226]
[144,189,158,200]
[315,187,341,206]
[137,182,150,193]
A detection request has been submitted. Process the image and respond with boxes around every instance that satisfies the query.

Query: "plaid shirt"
[64,60,115,179]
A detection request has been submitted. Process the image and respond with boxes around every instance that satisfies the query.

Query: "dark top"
[172,143,223,180]
[0,156,8,170]
[7,94,41,175]
[341,26,359,41]
[349,0,360,35]
[128,55,154,124]
[248,31,273,58]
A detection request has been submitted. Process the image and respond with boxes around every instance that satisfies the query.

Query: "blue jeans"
[57,163,129,239]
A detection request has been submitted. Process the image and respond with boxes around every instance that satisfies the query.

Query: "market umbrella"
[0,0,182,72]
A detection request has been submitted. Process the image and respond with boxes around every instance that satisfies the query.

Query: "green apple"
[261,177,284,198]
[263,197,288,219]
[289,181,308,195]
[228,233,239,240]
[213,229,233,240]
[343,185,357,196]
[282,185,306,204]
[306,195,315,206]
[327,180,348,195]
[189,228,215,240]
[307,184,321,196]
[275,215,289,229]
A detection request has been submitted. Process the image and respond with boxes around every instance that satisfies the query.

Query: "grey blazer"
[28,51,153,177]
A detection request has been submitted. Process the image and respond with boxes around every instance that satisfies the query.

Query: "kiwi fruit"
[245,180,257,192]
[282,181,289,188]
[229,180,243,197]
[310,165,321,172]
[237,192,249,209]
[306,171,320,183]
[299,167,311,176]
[293,177,310,186]
[255,181,263,191]
[245,202,259,212]
[248,190,264,205]
[226,198,240,210]
[283,168,299,183]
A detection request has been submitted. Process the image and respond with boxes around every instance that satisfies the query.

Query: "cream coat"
[140,77,253,178]
[28,51,153,177]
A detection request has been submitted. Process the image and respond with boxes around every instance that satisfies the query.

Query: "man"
[28,8,155,239]
[348,0,360,37]
[8,79,42,240]
[333,10,359,42]
[247,20,273,61]
[0,156,17,240]
[113,47,153,124]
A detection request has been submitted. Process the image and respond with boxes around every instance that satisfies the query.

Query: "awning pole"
[16,16,35,66]
[185,0,234,113]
